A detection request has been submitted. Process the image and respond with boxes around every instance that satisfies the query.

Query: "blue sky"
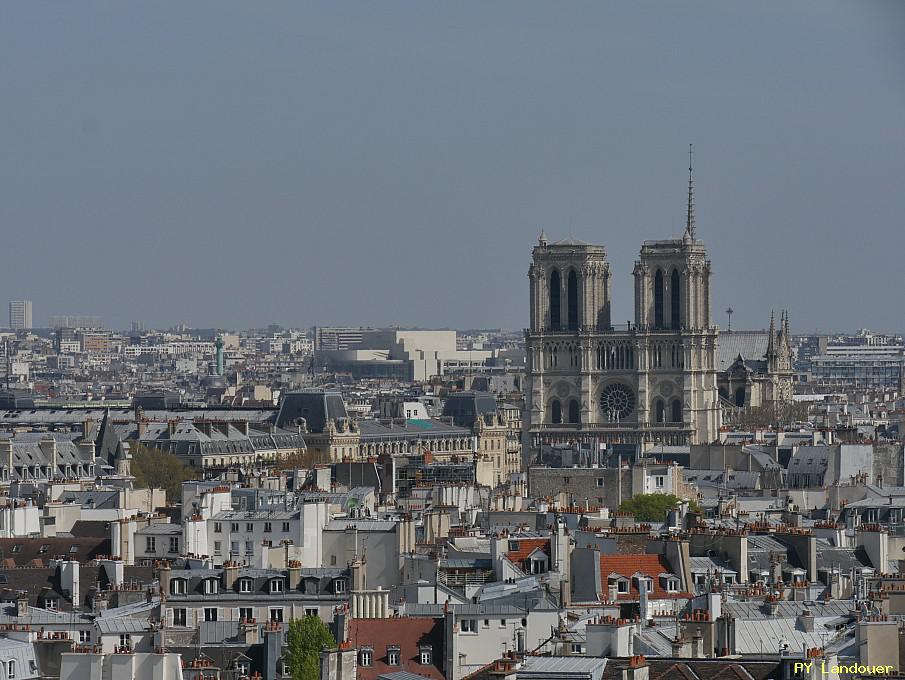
[1,1,903,332]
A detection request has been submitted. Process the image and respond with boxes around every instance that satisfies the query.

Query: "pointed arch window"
[568,399,580,424]
[654,399,665,424]
[670,269,681,330]
[567,269,579,330]
[551,400,562,424]
[671,399,682,423]
[654,270,664,329]
[550,270,561,331]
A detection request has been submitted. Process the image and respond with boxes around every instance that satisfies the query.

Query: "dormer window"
[419,645,433,665]
[204,578,219,595]
[660,575,679,592]
[617,580,628,593]
[171,579,186,595]
[270,579,284,594]
[239,578,253,593]
[359,648,373,667]
[387,646,401,666]
[333,579,346,594]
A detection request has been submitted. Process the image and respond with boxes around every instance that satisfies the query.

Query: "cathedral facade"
[523,177,722,457]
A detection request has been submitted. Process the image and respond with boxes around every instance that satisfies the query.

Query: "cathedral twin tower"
[524,163,721,455]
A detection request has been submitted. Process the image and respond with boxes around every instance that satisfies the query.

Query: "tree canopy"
[617,493,700,522]
[130,443,196,503]
[286,616,336,680]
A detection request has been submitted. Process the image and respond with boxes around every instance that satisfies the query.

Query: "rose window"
[599,384,635,420]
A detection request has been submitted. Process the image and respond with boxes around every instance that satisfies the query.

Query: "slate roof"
[633,625,680,656]
[688,556,737,574]
[57,489,120,509]
[0,537,110,568]
[441,392,499,428]
[276,390,348,432]
[519,656,607,677]
[723,598,854,620]
[136,421,304,457]
[357,418,470,443]
[600,659,783,680]
[732,618,848,655]
[96,616,151,634]
[715,332,771,372]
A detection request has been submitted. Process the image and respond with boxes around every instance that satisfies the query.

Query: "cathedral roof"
[716,332,771,372]
[549,237,590,246]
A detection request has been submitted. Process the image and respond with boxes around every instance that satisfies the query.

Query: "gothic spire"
[767,310,776,357]
[684,143,696,241]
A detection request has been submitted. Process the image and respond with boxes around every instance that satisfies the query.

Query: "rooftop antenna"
[685,143,696,240]
[726,307,734,332]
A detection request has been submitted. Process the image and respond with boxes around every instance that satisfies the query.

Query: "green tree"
[130,443,196,503]
[617,493,700,522]
[727,401,810,429]
[286,616,336,680]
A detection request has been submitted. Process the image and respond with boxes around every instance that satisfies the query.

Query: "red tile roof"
[347,616,445,680]
[599,554,689,599]
[505,538,550,567]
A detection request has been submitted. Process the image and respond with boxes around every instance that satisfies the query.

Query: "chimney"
[288,560,302,591]
[263,621,283,680]
[621,656,649,680]
[40,437,58,480]
[242,619,260,644]
[798,608,815,633]
[158,562,172,598]
[586,617,634,657]
[0,439,12,480]
[58,559,80,608]
[350,556,367,591]
[671,638,691,658]
[691,633,704,658]
[223,560,240,591]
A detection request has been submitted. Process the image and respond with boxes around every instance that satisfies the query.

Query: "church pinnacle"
[684,143,696,241]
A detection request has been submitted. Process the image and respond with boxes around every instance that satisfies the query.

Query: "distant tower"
[215,335,225,377]
[8,301,32,330]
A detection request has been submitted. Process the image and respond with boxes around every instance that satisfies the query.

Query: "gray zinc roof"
[716,332,771,372]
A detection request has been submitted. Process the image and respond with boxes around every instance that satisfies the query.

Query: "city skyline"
[2,2,903,332]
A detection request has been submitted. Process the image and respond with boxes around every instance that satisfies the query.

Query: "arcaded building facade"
[524,178,721,457]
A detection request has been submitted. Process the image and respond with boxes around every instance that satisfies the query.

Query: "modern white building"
[317,329,492,381]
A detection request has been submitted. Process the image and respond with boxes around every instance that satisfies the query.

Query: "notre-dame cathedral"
[523,165,721,454]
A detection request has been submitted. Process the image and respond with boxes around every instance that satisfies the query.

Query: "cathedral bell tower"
[522,147,721,464]
[528,233,611,334]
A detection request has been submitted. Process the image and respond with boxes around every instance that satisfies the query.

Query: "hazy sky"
[1,2,903,333]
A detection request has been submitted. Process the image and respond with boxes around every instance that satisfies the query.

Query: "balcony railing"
[533,422,687,430]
